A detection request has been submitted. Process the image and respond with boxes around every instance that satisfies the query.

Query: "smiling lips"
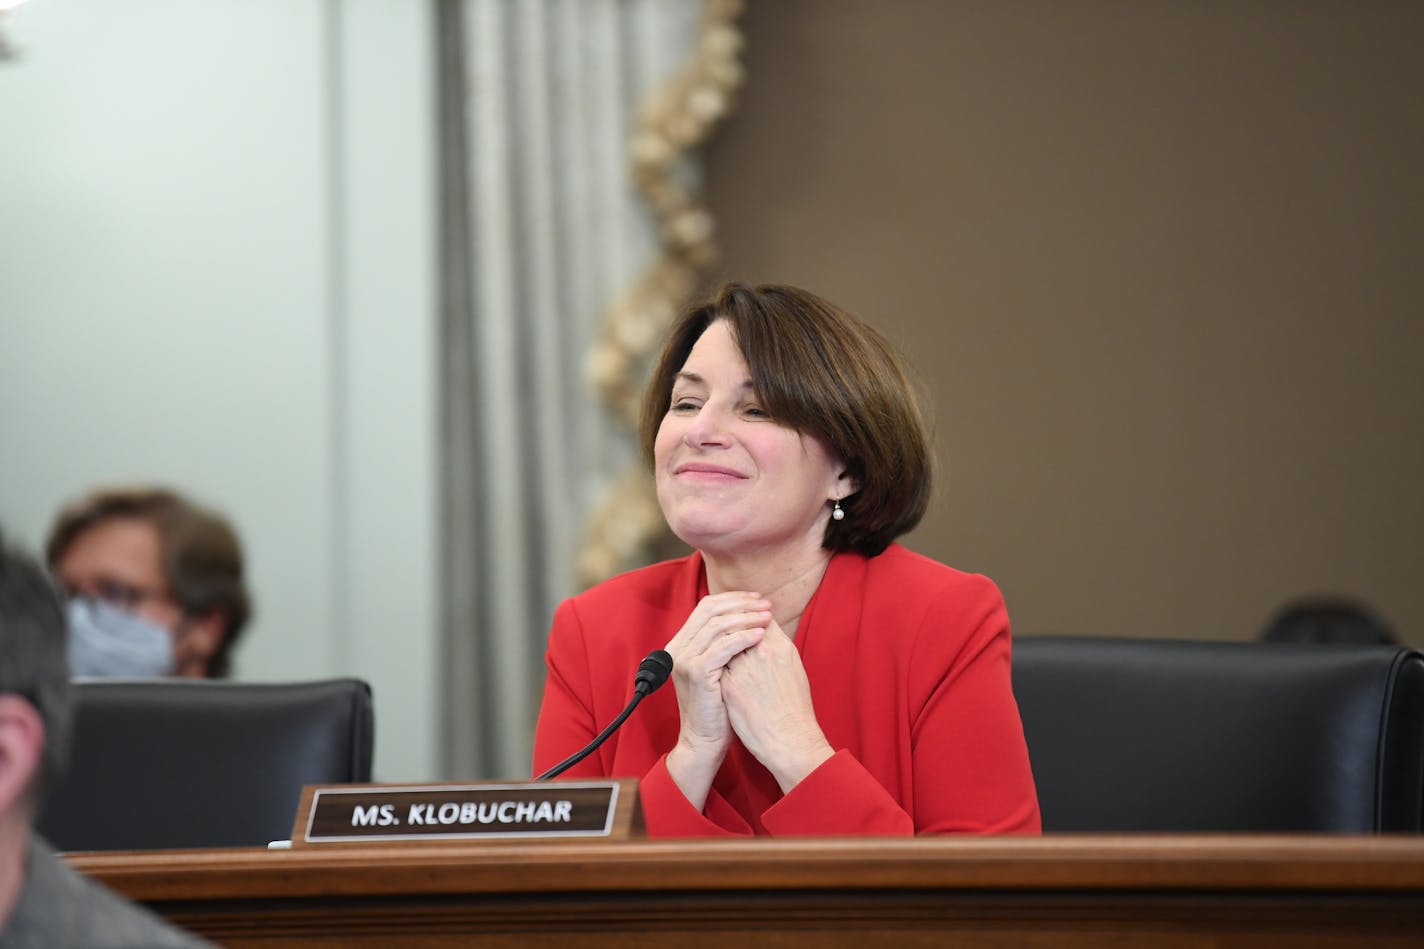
[673,462,748,481]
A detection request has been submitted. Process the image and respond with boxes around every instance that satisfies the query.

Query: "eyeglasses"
[62,577,171,612]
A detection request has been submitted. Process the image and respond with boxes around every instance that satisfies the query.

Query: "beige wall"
[703,1,1423,644]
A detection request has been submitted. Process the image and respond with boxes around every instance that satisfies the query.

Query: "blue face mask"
[68,597,175,678]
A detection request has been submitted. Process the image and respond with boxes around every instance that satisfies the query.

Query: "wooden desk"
[68,835,1424,947]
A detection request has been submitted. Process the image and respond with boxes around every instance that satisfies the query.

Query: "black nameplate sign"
[291,779,640,845]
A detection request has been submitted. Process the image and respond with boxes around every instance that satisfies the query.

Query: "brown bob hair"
[46,487,251,679]
[640,283,931,557]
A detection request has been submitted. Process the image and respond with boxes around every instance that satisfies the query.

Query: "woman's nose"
[684,404,731,447]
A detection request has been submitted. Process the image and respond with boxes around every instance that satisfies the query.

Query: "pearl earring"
[831,499,845,521]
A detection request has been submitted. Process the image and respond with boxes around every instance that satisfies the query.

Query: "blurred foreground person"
[534,283,1040,836]
[0,528,212,946]
[47,486,250,678]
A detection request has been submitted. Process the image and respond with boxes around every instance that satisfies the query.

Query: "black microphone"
[536,649,673,781]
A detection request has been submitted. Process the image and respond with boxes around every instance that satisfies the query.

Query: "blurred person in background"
[0,527,213,946]
[1260,595,1398,646]
[46,487,250,679]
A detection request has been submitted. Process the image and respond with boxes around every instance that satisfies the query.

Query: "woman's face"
[654,320,846,559]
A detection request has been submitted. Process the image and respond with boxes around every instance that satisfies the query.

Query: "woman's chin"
[665,516,742,555]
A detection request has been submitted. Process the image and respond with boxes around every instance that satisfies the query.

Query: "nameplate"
[290,779,641,846]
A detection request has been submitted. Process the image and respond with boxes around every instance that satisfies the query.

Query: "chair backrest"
[1012,637,1424,833]
[37,677,374,851]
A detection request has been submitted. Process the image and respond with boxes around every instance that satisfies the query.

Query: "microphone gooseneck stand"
[535,649,673,781]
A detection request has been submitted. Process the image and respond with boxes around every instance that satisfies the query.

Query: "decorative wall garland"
[577,0,745,587]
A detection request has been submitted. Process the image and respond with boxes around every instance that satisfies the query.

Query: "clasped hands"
[663,591,835,809]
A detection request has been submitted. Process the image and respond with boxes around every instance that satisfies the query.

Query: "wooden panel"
[67,836,1424,947]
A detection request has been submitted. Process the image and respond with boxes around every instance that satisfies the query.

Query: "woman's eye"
[743,406,770,419]
[670,399,699,413]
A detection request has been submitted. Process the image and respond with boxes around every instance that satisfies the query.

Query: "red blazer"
[533,544,1041,837]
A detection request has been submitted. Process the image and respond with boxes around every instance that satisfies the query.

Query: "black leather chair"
[1012,637,1424,833]
[37,678,374,851]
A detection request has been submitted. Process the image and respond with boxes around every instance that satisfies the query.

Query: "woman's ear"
[0,694,45,816]
[833,469,861,501]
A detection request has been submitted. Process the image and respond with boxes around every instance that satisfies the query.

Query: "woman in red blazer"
[534,284,1040,837]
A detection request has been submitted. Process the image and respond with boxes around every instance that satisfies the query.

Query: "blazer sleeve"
[763,573,1039,836]
[532,597,756,837]
[759,749,913,835]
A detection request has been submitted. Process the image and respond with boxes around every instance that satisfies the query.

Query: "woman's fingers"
[721,619,834,791]
[698,624,766,670]
[663,593,772,763]
[666,593,770,673]
[667,593,769,649]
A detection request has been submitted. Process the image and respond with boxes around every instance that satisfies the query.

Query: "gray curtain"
[437,0,704,780]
